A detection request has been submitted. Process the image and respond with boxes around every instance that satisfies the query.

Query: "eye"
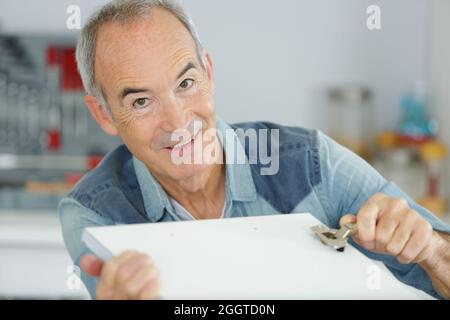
[133,98,150,109]
[179,79,195,90]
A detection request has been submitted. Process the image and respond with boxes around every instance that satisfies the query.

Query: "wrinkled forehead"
[93,8,199,91]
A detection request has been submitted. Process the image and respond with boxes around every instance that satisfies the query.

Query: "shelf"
[0,154,88,171]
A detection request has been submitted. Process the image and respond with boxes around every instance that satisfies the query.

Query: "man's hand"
[340,193,440,264]
[340,193,450,299]
[81,250,160,300]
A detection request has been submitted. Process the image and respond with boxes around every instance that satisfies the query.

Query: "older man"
[59,0,450,300]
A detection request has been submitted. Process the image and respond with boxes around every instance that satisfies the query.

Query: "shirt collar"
[216,117,257,202]
[133,156,171,222]
[133,117,257,222]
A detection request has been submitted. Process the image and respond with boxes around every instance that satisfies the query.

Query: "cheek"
[192,83,215,117]
[114,108,137,132]
[115,111,158,146]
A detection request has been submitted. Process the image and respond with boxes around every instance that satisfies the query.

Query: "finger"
[398,220,433,264]
[384,210,417,257]
[339,215,361,244]
[374,210,402,253]
[339,214,357,227]
[356,201,380,250]
[125,266,159,299]
[115,254,154,288]
[80,255,104,277]
[97,250,138,298]
[368,192,387,204]
[138,276,161,300]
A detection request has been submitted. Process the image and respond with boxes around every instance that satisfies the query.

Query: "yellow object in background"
[376,131,399,151]
[375,132,448,218]
[418,196,447,219]
[420,141,448,162]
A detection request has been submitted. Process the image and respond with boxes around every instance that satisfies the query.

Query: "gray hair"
[76,0,205,109]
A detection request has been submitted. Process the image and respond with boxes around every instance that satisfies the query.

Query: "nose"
[160,95,190,132]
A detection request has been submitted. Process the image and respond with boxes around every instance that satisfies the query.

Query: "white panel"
[83,213,432,299]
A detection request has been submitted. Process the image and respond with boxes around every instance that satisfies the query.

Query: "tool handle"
[335,223,358,240]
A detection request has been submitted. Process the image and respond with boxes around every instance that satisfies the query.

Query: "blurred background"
[0,0,449,299]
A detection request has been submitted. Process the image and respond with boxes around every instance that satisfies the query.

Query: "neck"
[155,138,227,220]
[168,163,226,220]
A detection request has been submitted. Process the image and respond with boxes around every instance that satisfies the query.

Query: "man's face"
[93,8,217,184]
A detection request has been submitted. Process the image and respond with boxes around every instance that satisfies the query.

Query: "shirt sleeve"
[58,197,116,299]
[316,131,450,299]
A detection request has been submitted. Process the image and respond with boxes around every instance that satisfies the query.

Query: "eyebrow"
[176,62,197,80]
[119,62,197,101]
[120,87,150,100]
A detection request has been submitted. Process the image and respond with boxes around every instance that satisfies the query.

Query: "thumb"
[339,214,362,245]
[339,214,357,227]
[80,255,104,277]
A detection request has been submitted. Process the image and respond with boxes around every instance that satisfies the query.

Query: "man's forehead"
[94,9,199,91]
[96,9,194,55]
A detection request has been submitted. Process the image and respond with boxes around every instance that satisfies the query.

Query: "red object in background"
[87,155,104,170]
[65,173,84,186]
[61,48,84,92]
[397,134,434,146]
[428,175,439,197]
[47,129,61,152]
[64,155,104,187]
[46,46,84,91]
[46,46,60,66]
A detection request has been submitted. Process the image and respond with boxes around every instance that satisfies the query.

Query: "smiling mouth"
[165,129,201,151]
[166,138,194,151]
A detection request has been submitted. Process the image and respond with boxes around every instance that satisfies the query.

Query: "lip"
[165,128,202,151]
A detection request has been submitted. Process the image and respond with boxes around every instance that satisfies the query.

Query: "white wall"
[430,0,450,146]
[429,0,450,189]
[184,0,430,132]
[0,0,431,132]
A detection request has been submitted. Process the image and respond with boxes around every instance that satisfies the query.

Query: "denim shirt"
[59,118,450,299]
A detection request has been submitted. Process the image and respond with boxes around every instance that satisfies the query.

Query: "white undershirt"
[169,197,225,221]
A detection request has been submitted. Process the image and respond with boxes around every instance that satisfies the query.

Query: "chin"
[168,162,209,181]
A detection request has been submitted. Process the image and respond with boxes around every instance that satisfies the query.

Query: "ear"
[204,51,215,93]
[84,95,119,136]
